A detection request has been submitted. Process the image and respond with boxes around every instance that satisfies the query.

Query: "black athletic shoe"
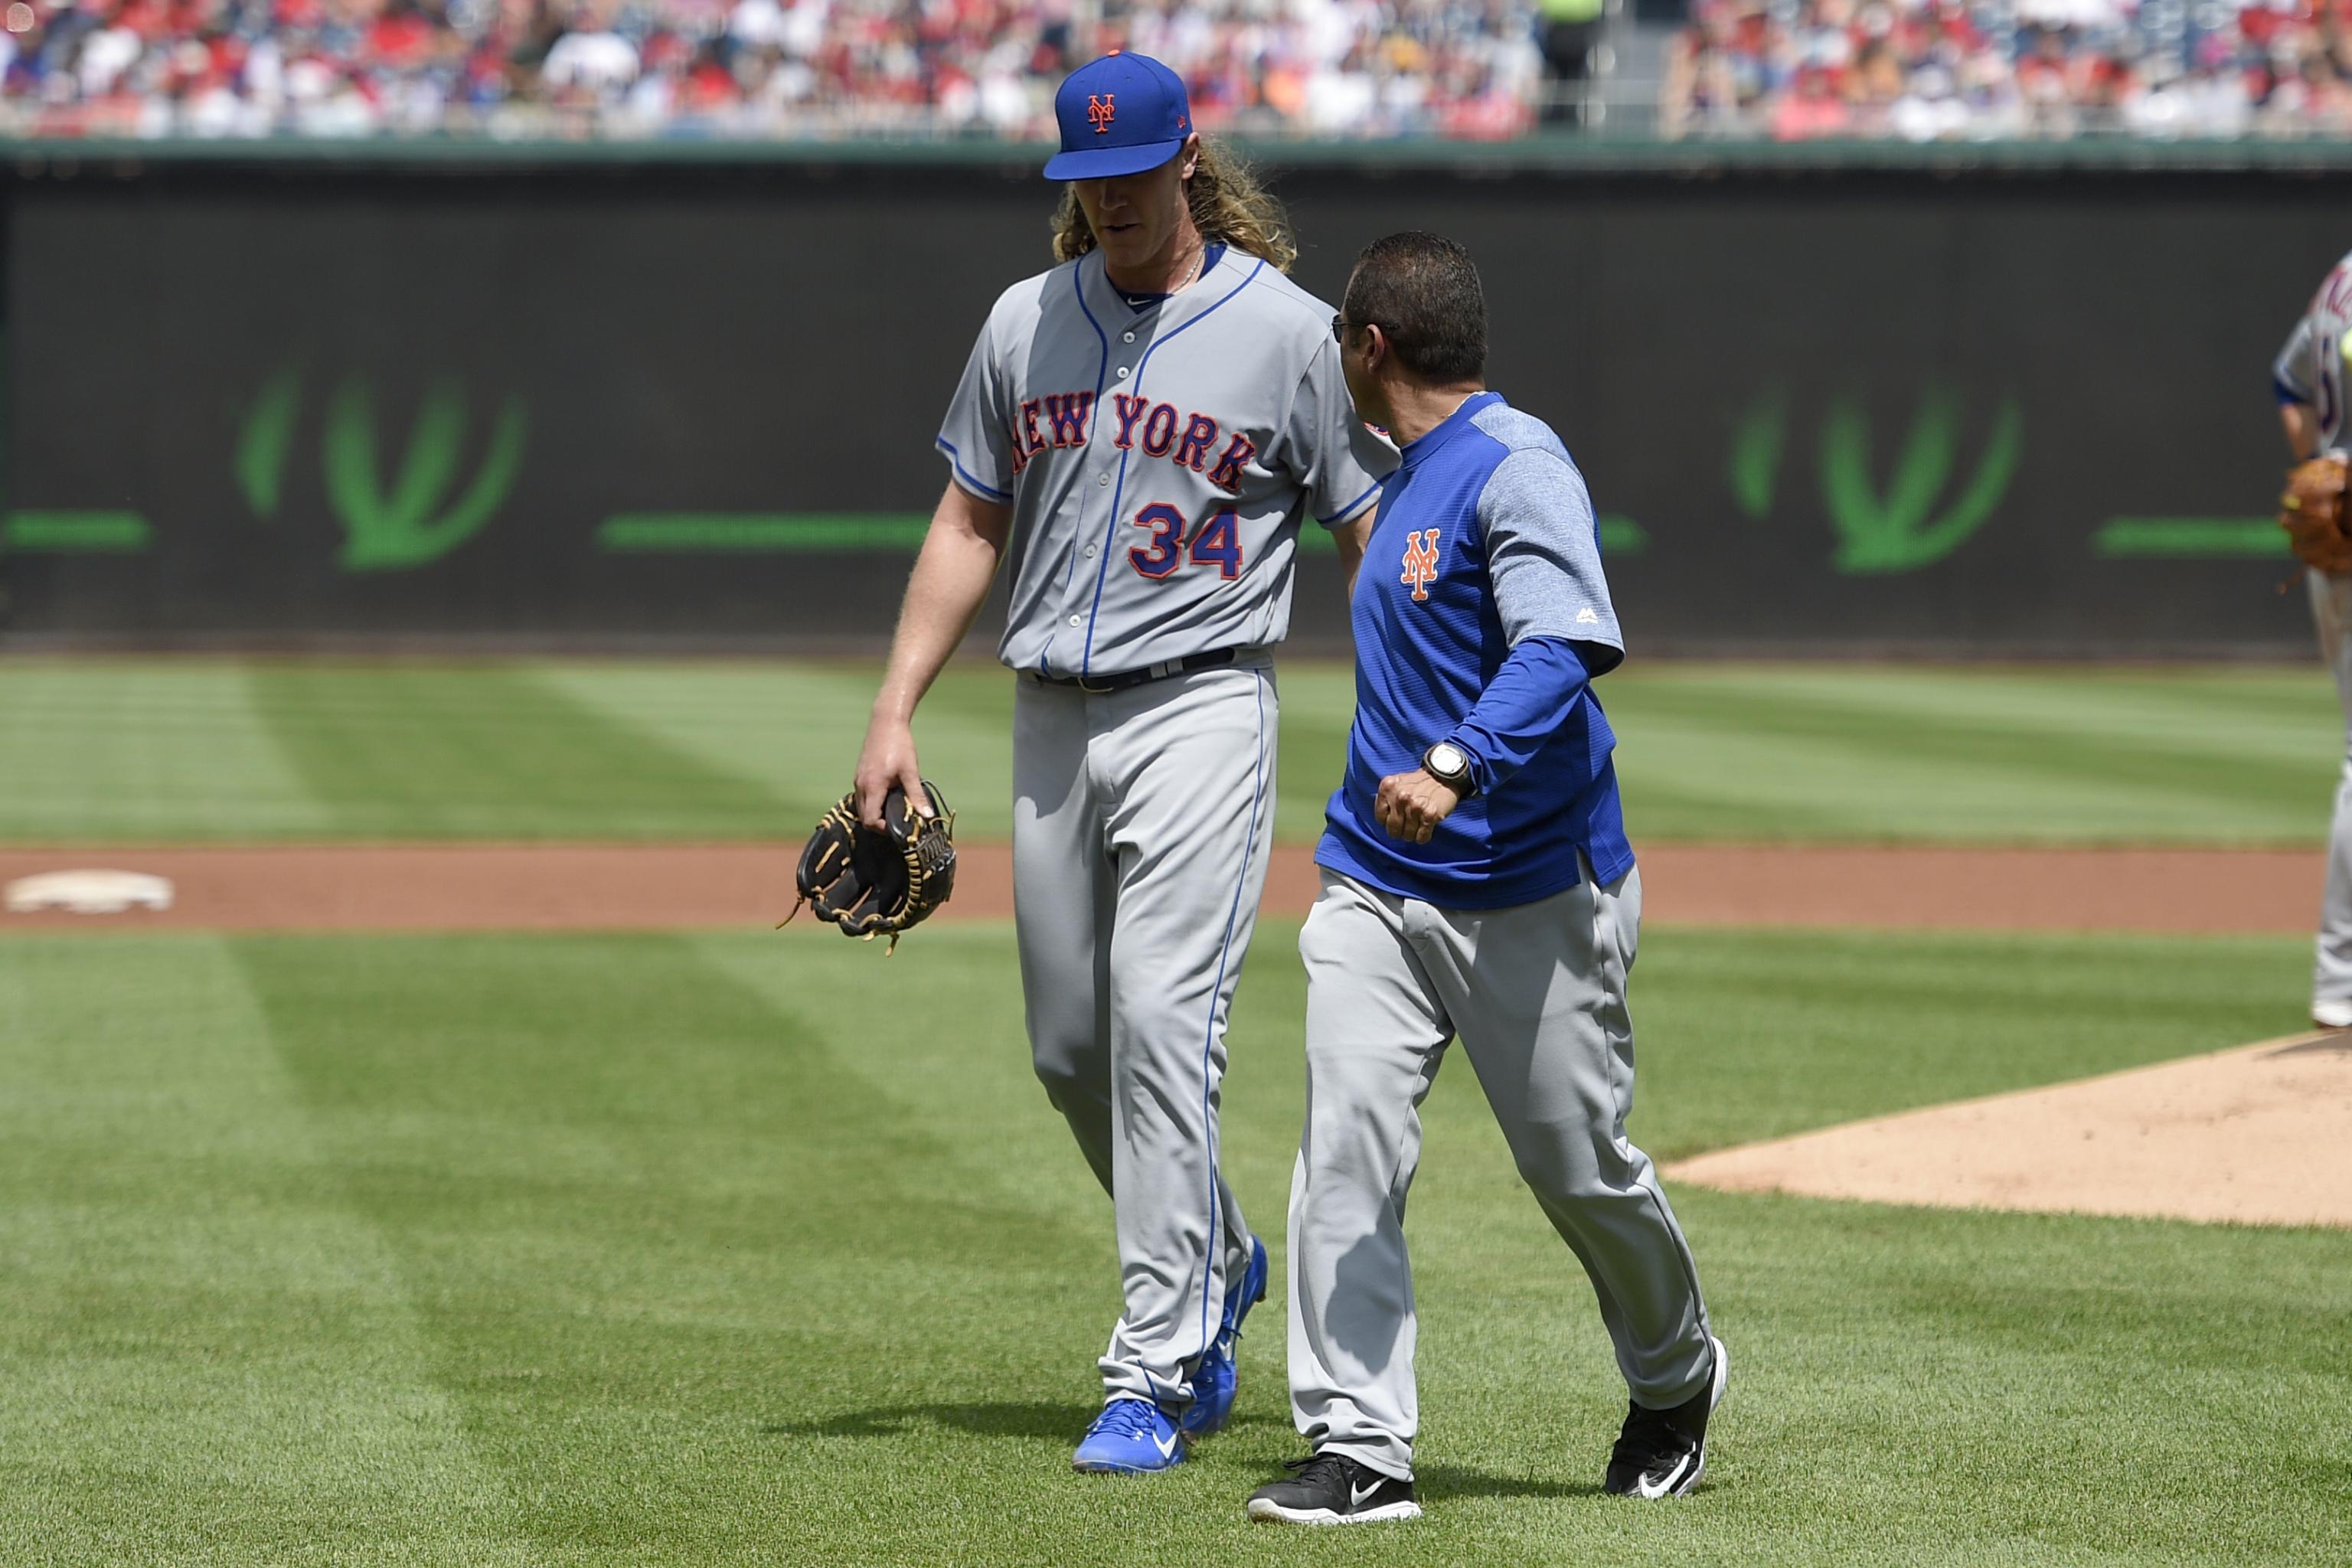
[1246,1451,1423,1524]
[1604,1334,1729,1499]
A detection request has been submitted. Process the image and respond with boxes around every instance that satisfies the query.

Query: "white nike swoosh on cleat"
[1635,1452,1694,1499]
[1349,1478,1387,1508]
[1152,1430,1180,1459]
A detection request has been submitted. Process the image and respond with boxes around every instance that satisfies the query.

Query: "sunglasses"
[1331,315,1387,345]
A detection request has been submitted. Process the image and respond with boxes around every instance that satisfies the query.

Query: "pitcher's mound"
[1666,1032,2352,1230]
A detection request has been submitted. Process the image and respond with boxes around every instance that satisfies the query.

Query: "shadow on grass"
[765,1402,1080,1440]
[767,1406,1605,1502]
[766,1402,1293,1442]
[1416,1462,1604,1502]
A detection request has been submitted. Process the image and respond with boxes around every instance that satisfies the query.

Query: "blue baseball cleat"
[1181,1233,1269,1438]
[1073,1398,1186,1474]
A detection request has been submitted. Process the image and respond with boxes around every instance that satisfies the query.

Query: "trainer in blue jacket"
[1245,232,1726,1527]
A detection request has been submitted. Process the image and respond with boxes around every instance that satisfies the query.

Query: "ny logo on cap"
[1400,529,1442,601]
[1087,93,1116,133]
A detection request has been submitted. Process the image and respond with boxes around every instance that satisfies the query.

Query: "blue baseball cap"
[1044,53,1194,181]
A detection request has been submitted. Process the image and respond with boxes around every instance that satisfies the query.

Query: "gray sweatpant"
[1012,661,1274,1410]
[1287,864,1713,1480]
[2309,568,2352,1012]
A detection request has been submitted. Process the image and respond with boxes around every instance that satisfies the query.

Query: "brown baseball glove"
[2280,456,2352,573]
[781,781,956,953]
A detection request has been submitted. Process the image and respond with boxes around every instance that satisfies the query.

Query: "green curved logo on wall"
[1821,389,2023,575]
[236,366,303,521]
[1728,385,2023,575]
[1727,386,1788,521]
[237,369,528,573]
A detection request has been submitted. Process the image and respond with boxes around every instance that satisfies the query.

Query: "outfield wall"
[2,145,2345,655]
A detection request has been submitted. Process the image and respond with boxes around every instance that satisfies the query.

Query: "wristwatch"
[1421,740,1478,799]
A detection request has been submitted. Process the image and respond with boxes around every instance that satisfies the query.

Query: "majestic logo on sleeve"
[1087,94,1116,132]
[1400,529,1442,601]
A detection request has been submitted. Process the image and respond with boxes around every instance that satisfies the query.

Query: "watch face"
[1429,743,1465,776]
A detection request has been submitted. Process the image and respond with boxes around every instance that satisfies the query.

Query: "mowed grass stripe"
[1628,1189,2351,1568]
[246,665,789,840]
[235,930,1109,1563]
[257,926,2352,1560]
[0,664,333,842]
[1647,665,2342,773]
[0,937,536,1566]
[539,661,1357,844]
[3,924,2344,1563]
[529,661,1021,837]
[0,658,2343,847]
[1623,926,2314,1156]
[1612,671,2337,844]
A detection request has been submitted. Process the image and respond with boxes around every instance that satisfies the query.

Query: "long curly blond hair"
[1051,137,1298,274]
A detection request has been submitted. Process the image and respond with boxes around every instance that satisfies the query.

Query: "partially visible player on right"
[2272,249,2352,1030]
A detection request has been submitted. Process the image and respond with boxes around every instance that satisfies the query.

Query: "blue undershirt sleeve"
[1443,635,1589,795]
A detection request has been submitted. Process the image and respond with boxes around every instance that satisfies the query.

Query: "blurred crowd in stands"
[1666,0,2352,139]
[9,0,2350,142]
[0,0,1563,139]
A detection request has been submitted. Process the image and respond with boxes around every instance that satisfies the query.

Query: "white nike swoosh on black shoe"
[1246,1451,1422,1524]
[1604,1334,1727,1500]
[1631,1450,1697,1499]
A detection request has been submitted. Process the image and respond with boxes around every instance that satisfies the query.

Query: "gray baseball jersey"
[932,241,1390,1425]
[936,246,1396,678]
[2277,249,2352,1019]
[2274,246,2352,451]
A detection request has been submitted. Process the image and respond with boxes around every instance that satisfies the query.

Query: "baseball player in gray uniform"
[851,51,1394,1474]
[2274,250,2352,1031]
[1243,233,1720,1526]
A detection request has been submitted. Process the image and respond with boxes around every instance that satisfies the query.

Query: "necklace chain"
[1171,244,1204,293]
[1110,241,1206,299]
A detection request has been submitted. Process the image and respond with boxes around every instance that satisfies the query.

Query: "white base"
[5,869,174,915]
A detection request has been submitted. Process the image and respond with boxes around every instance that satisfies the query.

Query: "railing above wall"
[12,133,2352,176]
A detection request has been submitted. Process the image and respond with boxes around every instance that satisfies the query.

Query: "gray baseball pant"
[1286,864,1714,1480]
[1012,659,1275,1410]
[2308,568,2352,1014]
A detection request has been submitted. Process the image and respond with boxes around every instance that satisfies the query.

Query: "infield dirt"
[0,842,2326,933]
[1668,1031,2352,1230]
[7,839,2336,1230]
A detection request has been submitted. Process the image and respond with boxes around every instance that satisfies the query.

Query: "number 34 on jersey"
[1127,501,1243,582]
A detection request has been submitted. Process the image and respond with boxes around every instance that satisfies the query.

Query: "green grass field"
[0,658,2341,844]
[2,657,2348,1565]
[2,924,2343,1567]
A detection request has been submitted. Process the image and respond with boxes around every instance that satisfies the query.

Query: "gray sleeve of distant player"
[2275,310,2320,407]
[1478,448,1625,674]
[935,317,1014,503]
[1280,338,1396,527]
